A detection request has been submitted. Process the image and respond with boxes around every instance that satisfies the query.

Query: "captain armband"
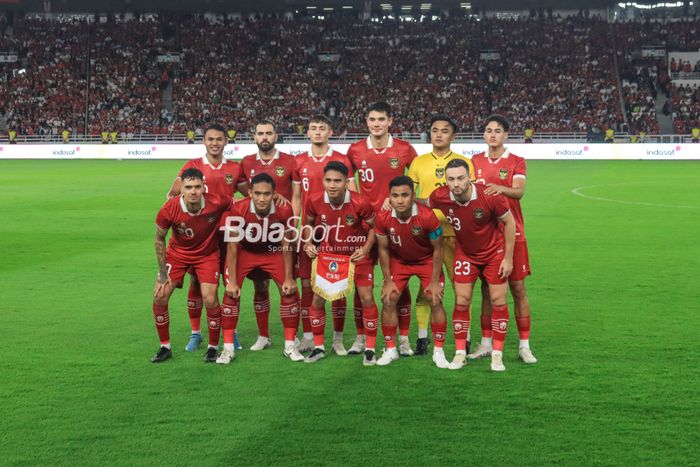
[428,226,443,240]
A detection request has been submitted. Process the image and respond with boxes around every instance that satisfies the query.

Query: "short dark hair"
[430,114,458,134]
[445,158,471,175]
[324,161,348,177]
[251,173,275,190]
[181,168,204,182]
[366,101,393,118]
[309,114,333,128]
[203,123,226,136]
[483,114,510,132]
[389,175,414,192]
[255,120,277,133]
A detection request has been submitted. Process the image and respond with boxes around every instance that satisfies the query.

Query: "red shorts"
[166,250,220,287]
[509,240,531,282]
[390,259,444,294]
[296,249,312,280]
[225,249,287,287]
[353,260,374,288]
[452,248,506,285]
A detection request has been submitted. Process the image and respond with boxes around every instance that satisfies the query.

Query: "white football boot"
[250,336,271,351]
[491,351,506,372]
[216,348,235,365]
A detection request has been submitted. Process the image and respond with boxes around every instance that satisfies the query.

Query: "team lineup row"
[150,102,537,371]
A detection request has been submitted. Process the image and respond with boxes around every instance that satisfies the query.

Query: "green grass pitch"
[1,159,699,466]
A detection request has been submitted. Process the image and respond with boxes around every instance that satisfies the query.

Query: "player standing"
[425,159,516,371]
[375,176,449,368]
[151,168,231,363]
[469,115,537,364]
[302,162,379,366]
[235,121,297,352]
[407,115,475,355]
[216,173,303,364]
[346,102,418,356]
[166,123,242,352]
[291,115,356,356]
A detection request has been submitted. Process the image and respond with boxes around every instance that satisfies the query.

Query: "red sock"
[205,305,221,347]
[362,304,379,350]
[187,282,202,333]
[382,323,397,349]
[331,298,346,333]
[152,303,170,345]
[353,289,365,335]
[309,304,326,347]
[397,288,411,338]
[254,290,270,337]
[516,315,530,340]
[280,293,301,341]
[300,284,313,334]
[221,295,240,345]
[491,304,510,352]
[432,320,446,349]
[481,313,493,338]
[453,304,470,352]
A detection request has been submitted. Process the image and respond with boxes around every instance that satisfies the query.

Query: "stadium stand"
[1,12,700,140]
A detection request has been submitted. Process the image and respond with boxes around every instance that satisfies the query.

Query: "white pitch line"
[571,184,699,209]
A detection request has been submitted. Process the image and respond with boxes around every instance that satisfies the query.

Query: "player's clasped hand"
[424,280,444,305]
[381,197,391,211]
[305,244,318,259]
[273,192,290,207]
[281,278,297,295]
[153,272,171,299]
[350,246,366,262]
[484,183,504,196]
[499,257,513,279]
[380,280,400,305]
[226,282,241,299]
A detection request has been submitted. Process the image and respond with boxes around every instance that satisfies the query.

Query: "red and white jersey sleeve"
[223,198,295,255]
[239,150,296,200]
[156,195,232,263]
[375,203,440,263]
[428,185,509,264]
[178,156,241,202]
[292,148,355,210]
[346,136,418,211]
[472,150,527,240]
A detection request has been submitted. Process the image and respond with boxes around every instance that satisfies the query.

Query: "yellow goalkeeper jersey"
[407,150,475,237]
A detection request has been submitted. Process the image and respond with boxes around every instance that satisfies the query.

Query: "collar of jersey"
[201,155,226,170]
[365,135,394,152]
[449,185,477,206]
[391,203,418,222]
[180,195,205,215]
[256,150,280,165]
[249,198,276,216]
[324,190,351,209]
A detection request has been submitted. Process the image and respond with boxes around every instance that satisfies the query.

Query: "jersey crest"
[276,166,285,177]
[411,226,422,236]
[435,167,445,178]
[389,157,399,169]
[225,174,233,185]
[474,208,484,219]
[499,168,509,180]
[345,215,355,226]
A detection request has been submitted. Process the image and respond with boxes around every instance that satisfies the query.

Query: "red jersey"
[428,185,510,264]
[346,136,417,210]
[374,203,440,264]
[238,150,296,201]
[156,195,232,263]
[306,190,375,258]
[292,147,354,210]
[222,198,295,255]
[178,156,241,201]
[471,150,527,240]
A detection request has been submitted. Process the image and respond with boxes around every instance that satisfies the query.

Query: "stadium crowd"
[1,13,700,138]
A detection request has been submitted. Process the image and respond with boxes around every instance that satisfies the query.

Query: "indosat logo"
[645,146,680,157]
[52,146,80,156]
[126,146,157,156]
[554,146,589,157]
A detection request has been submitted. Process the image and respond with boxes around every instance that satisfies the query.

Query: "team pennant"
[311,253,355,301]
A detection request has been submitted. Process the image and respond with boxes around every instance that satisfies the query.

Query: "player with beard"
[235,121,296,352]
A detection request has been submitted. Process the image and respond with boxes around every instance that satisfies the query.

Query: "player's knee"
[359,291,374,307]
[454,295,472,307]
